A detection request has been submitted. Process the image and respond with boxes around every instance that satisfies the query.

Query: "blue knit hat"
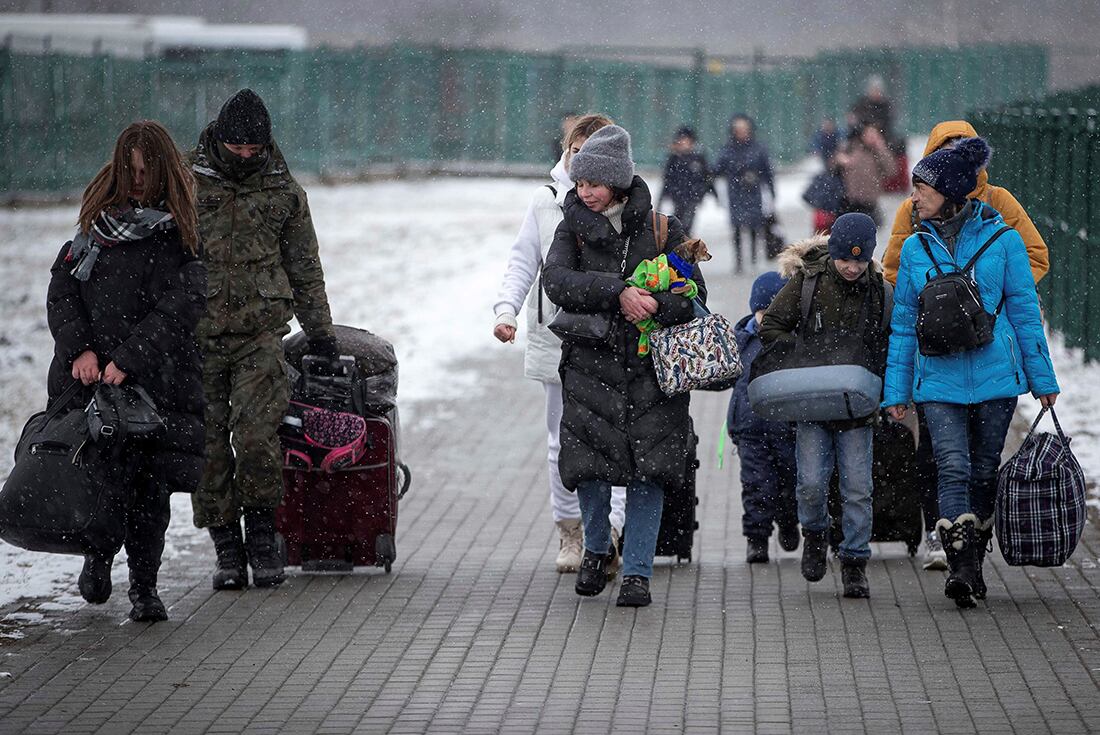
[828,212,877,262]
[750,271,788,313]
[911,137,992,205]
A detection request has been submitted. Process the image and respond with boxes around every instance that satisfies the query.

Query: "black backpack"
[915,226,1010,357]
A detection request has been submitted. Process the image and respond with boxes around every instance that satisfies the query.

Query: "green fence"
[0,42,1048,193]
[974,87,1100,360]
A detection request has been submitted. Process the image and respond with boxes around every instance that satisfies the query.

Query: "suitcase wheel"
[376,533,397,574]
[275,532,288,566]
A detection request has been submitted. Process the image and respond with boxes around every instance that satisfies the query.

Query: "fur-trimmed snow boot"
[936,514,980,609]
[974,516,995,600]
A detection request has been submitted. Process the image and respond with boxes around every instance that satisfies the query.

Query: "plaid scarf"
[69,204,176,281]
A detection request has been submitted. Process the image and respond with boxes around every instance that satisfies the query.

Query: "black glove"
[307,336,340,360]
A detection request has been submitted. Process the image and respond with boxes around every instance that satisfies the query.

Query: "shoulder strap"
[961,225,1012,274]
[652,211,669,253]
[800,273,819,328]
[881,281,894,327]
[917,233,945,278]
[46,380,84,422]
[545,184,557,196]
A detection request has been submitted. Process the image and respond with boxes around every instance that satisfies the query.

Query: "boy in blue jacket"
[727,272,800,563]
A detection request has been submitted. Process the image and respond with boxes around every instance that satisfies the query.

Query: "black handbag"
[801,170,844,213]
[86,383,165,448]
[0,381,132,556]
[547,280,622,347]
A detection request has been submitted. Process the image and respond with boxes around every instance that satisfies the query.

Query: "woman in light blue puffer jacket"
[884,137,1059,610]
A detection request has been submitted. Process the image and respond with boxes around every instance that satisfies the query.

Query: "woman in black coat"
[543,125,704,608]
[47,121,206,622]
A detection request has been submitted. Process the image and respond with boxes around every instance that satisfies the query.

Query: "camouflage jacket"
[189,124,335,342]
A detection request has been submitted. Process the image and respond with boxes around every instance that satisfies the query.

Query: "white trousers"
[544,381,626,530]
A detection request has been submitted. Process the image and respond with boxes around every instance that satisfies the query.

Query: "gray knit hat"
[568,124,634,189]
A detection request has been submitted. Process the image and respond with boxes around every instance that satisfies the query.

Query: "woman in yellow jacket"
[882,120,1049,286]
[882,119,1049,573]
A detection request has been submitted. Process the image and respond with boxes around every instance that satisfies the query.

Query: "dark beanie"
[828,212,877,262]
[749,271,787,313]
[214,89,272,145]
[911,136,991,205]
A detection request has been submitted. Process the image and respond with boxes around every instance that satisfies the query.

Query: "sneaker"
[555,519,584,573]
[922,532,948,571]
[616,575,651,607]
[778,524,800,552]
[746,536,769,564]
[605,526,623,580]
[575,550,608,596]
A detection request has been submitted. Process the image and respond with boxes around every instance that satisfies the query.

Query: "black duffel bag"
[284,325,399,414]
[0,382,132,556]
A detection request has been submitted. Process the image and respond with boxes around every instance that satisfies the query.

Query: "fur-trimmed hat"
[912,136,992,205]
[214,89,272,145]
[828,212,877,263]
[568,124,634,189]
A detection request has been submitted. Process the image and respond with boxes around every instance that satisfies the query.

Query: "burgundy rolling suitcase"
[277,413,409,572]
[275,325,411,573]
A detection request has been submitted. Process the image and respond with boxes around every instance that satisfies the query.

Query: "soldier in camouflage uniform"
[190,89,338,590]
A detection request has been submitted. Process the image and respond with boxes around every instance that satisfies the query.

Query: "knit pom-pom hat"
[911,136,992,205]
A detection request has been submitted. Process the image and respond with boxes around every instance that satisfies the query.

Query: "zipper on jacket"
[915,355,924,391]
[1004,333,1019,384]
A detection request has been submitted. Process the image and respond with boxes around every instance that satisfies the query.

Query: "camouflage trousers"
[192,331,289,529]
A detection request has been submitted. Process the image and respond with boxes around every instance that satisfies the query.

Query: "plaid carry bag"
[995,407,1086,567]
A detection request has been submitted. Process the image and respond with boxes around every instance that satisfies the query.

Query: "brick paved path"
[2,270,1099,734]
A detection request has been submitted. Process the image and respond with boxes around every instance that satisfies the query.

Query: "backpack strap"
[800,273,819,329]
[545,184,557,197]
[881,280,894,328]
[961,225,1013,274]
[917,233,946,278]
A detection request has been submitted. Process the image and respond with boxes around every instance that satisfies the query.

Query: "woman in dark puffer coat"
[47,120,206,622]
[543,125,704,608]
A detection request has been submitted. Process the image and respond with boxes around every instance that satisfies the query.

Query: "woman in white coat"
[493,114,626,574]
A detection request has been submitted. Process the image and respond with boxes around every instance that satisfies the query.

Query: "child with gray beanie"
[542,124,705,608]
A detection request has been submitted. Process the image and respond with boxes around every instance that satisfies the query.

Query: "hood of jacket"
[923,120,988,197]
[193,122,289,183]
[550,154,573,206]
[777,233,883,280]
[734,312,759,341]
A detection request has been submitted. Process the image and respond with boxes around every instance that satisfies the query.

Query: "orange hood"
[921,120,988,195]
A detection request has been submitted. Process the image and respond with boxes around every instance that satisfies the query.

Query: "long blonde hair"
[78,120,198,253]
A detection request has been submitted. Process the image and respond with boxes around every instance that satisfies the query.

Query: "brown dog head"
[673,237,712,265]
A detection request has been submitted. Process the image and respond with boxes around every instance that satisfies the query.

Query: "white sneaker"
[555,519,584,573]
[606,526,623,580]
[923,532,948,571]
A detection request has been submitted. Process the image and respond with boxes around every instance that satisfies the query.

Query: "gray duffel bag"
[747,364,883,422]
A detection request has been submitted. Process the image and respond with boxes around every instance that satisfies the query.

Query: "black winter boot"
[616,575,652,607]
[209,523,249,591]
[841,559,870,599]
[78,553,113,604]
[575,549,608,597]
[128,570,168,623]
[244,508,286,588]
[778,524,801,552]
[801,528,829,582]
[746,536,769,564]
[936,514,979,609]
[974,516,995,600]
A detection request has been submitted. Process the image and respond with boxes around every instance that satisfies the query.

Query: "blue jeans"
[796,423,874,561]
[921,398,1017,522]
[577,479,664,579]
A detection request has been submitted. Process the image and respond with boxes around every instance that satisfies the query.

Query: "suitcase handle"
[397,462,411,499]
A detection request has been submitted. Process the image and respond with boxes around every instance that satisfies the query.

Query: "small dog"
[625,237,712,356]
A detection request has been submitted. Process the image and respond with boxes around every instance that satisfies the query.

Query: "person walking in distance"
[493,114,626,576]
[190,89,339,591]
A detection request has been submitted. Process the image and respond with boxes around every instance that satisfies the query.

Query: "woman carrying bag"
[543,125,704,607]
[883,137,1059,610]
[46,120,206,621]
